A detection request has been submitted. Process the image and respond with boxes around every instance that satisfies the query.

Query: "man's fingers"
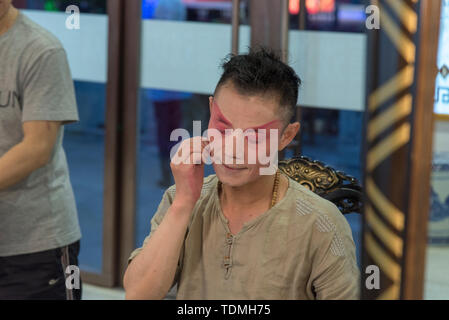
[172,138,211,165]
[192,152,203,165]
[201,138,210,151]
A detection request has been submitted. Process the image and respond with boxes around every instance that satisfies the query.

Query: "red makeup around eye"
[212,102,233,127]
[210,100,282,132]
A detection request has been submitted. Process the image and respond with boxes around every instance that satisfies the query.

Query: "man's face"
[0,0,12,20]
[207,83,286,187]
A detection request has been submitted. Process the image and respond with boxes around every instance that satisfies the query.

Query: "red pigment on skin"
[208,100,283,162]
[209,100,281,133]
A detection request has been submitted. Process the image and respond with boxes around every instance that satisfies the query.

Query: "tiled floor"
[82,284,125,300]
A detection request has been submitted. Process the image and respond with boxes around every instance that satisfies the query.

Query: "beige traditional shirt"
[128,174,360,300]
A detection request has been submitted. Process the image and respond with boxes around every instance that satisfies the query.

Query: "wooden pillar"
[362,0,441,299]
[117,0,142,286]
[249,0,289,60]
[299,0,306,30]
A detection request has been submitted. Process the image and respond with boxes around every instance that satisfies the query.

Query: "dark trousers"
[0,240,82,300]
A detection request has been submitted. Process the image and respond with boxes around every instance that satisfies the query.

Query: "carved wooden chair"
[278,156,363,215]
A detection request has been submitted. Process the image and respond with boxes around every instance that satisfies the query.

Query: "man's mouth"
[222,164,247,171]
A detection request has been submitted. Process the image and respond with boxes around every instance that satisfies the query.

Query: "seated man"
[124,48,360,300]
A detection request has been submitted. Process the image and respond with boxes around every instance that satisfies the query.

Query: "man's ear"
[279,122,300,151]
[209,96,214,114]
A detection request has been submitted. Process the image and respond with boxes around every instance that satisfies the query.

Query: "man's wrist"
[170,198,197,215]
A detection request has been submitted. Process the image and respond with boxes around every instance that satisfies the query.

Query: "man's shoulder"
[285,177,351,235]
[201,174,219,193]
[15,12,65,56]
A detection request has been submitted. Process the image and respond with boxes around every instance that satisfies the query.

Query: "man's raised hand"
[170,137,210,210]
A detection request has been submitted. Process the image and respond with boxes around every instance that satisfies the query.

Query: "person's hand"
[170,137,209,209]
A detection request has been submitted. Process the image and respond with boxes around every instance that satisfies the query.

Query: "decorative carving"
[279,156,363,215]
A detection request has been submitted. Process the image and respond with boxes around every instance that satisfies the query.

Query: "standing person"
[0,2,82,299]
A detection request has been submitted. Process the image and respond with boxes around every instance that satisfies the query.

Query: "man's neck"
[0,5,18,36]
[220,172,288,215]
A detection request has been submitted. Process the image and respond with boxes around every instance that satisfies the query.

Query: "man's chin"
[214,164,256,187]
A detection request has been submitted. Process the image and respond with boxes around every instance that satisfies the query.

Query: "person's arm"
[124,199,193,300]
[123,137,208,300]
[0,45,79,191]
[0,121,61,191]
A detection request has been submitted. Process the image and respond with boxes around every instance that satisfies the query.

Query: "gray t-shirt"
[0,12,81,256]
